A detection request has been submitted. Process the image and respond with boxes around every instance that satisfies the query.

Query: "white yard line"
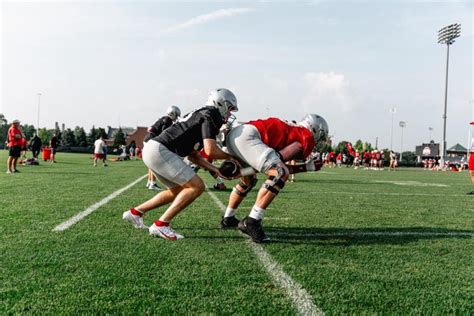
[53,175,147,232]
[206,188,324,316]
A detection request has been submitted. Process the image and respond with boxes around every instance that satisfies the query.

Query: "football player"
[220,114,328,243]
[123,89,239,240]
[144,105,181,190]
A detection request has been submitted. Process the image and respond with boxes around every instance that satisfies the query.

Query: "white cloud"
[301,72,356,113]
[161,8,254,34]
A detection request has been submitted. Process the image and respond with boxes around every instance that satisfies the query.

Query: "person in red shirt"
[468,121,474,195]
[6,119,23,173]
[220,114,328,243]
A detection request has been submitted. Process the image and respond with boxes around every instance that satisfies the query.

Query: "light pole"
[399,121,406,161]
[428,127,433,141]
[390,107,396,151]
[37,92,42,133]
[438,23,461,167]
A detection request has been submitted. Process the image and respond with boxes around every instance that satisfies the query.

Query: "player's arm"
[187,151,227,179]
[278,141,304,161]
[285,158,323,174]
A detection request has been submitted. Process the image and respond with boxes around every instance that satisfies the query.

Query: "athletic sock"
[130,208,143,216]
[155,220,169,227]
[224,207,236,218]
[249,206,265,221]
[216,177,224,184]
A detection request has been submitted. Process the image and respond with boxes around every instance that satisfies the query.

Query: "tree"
[38,128,52,145]
[113,127,126,149]
[0,114,8,145]
[401,151,417,163]
[88,126,98,145]
[354,139,364,152]
[21,124,36,140]
[63,128,77,146]
[74,126,88,147]
[97,127,107,139]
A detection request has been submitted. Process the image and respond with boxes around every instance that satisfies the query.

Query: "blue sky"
[1,0,472,151]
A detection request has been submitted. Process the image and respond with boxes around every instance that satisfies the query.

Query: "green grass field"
[1,151,473,314]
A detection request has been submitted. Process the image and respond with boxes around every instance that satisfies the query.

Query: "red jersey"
[7,126,22,147]
[336,153,342,160]
[247,117,315,159]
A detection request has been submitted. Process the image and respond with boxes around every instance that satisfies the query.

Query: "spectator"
[93,136,108,167]
[6,119,23,173]
[30,134,42,159]
[389,151,397,171]
[50,133,58,163]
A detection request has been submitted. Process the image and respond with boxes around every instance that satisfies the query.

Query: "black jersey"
[154,106,223,157]
[144,116,173,143]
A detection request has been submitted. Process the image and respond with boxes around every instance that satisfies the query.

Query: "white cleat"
[149,223,184,241]
[148,183,162,191]
[122,210,148,229]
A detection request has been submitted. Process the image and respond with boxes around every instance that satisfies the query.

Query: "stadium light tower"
[428,127,433,141]
[438,23,461,167]
[37,92,42,133]
[399,121,406,161]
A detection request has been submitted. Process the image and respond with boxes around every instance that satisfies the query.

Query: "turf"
[1,151,473,314]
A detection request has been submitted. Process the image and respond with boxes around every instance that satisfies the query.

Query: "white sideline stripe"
[206,189,324,316]
[53,175,147,232]
[267,231,474,238]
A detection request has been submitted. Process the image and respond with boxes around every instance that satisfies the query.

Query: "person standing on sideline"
[6,120,23,173]
[123,88,239,240]
[93,136,108,167]
[30,134,42,159]
[389,150,397,171]
[50,133,58,163]
[144,105,181,191]
[467,121,474,195]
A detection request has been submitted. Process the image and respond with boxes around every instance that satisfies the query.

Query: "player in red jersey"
[220,114,328,243]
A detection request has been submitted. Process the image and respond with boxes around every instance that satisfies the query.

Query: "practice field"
[1,152,473,314]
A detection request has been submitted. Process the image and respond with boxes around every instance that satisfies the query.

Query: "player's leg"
[239,159,289,243]
[221,175,258,228]
[469,171,474,195]
[220,124,261,228]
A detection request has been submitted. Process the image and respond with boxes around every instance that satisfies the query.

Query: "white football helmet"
[298,114,329,143]
[205,88,238,122]
[166,105,181,121]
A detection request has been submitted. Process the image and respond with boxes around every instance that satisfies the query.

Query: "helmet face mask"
[299,114,329,143]
[167,105,181,122]
[206,88,238,122]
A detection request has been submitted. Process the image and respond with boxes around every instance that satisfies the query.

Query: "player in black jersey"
[123,88,239,240]
[144,106,181,190]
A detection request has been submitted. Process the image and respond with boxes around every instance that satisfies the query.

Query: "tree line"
[0,114,127,149]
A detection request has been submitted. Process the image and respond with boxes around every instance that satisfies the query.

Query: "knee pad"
[233,177,258,197]
[262,165,287,195]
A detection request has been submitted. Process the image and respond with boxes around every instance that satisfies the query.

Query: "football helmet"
[205,88,238,122]
[298,114,329,143]
[166,105,181,121]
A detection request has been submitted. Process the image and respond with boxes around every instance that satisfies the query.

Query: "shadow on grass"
[264,226,473,246]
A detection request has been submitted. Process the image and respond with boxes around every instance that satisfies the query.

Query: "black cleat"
[467,191,474,195]
[238,216,270,243]
[220,216,239,229]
